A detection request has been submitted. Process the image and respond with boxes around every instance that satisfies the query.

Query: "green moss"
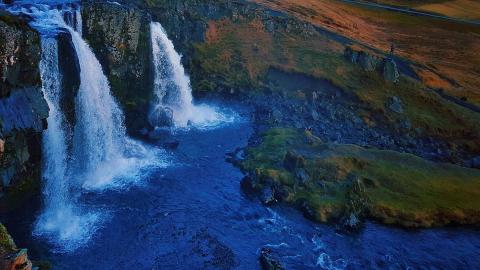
[242,128,480,227]
[0,223,16,254]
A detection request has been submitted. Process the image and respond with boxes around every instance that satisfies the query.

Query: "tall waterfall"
[7,4,161,251]
[150,22,225,128]
[36,32,99,252]
[68,28,129,185]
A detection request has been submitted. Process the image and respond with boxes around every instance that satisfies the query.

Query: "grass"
[192,14,480,154]
[0,223,15,254]
[242,128,480,227]
[363,0,480,20]
[251,0,480,105]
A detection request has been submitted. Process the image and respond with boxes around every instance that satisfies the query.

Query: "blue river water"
[3,105,480,269]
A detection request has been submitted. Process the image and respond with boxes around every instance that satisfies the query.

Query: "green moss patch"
[241,128,480,227]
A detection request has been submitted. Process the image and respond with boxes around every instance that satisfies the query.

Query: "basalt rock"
[57,30,80,128]
[82,0,153,135]
[0,14,47,210]
[259,248,284,270]
[0,11,41,97]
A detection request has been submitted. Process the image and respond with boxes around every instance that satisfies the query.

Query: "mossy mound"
[0,223,16,254]
[241,128,480,228]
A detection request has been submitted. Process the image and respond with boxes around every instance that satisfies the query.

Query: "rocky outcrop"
[0,12,47,210]
[57,31,80,128]
[0,11,41,97]
[344,46,400,83]
[259,248,284,270]
[81,0,153,135]
[0,223,33,270]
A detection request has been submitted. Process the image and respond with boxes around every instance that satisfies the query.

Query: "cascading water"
[6,3,162,251]
[68,28,128,185]
[150,22,230,128]
[35,20,100,252]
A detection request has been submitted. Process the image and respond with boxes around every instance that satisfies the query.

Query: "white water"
[150,22,231,128]
[35,33,100,252]
[11,5,164,251]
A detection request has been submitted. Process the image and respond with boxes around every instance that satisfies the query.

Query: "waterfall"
[6,4,162,251]
[35,33,99,252]
[150,22,225,128]
[68,28,129,185]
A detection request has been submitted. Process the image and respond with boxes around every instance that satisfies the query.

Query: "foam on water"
[34,25,100,252]
[150,22,233,129]
[7,4,165,251]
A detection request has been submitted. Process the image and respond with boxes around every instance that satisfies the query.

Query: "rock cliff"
[81,0,153,134]
[0,11,48,211]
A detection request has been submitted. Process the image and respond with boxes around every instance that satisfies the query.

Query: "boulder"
[260,185,276,205]
[383,58,400,83]
[259,248,284,270]
[344,46,380,71]
[387,96,403,114]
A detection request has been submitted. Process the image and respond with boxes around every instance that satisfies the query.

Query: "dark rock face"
[82,1,153,135]
[149,106,174,127]
[0,11,41,97]
[57,30,80,128]
[259,248,284,270]
[0,13,47,210]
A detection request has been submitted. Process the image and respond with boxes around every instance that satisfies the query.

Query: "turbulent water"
[150,22,226,128]
[5,4,162,251]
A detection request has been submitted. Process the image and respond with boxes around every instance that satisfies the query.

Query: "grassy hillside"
[191,13,480,155]
[251,0,480,105]
[364,0,480,20]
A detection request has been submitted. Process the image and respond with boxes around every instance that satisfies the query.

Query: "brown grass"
[251,0,480,104]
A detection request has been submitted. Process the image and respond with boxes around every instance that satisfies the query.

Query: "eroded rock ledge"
[0,11,48,211]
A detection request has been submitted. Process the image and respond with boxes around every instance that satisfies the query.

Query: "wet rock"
[259,248,284,270]
[57,30,80,128]
[162,140,180,150]
[148,127,172,140]
[260,185,276,205]
[149,106,174,127]
[300,200,316,220]
[82,1,153,134]
[341,212,362,232]
[387,96,403,114]
[225,148,245,165]
[0,11,41,97]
